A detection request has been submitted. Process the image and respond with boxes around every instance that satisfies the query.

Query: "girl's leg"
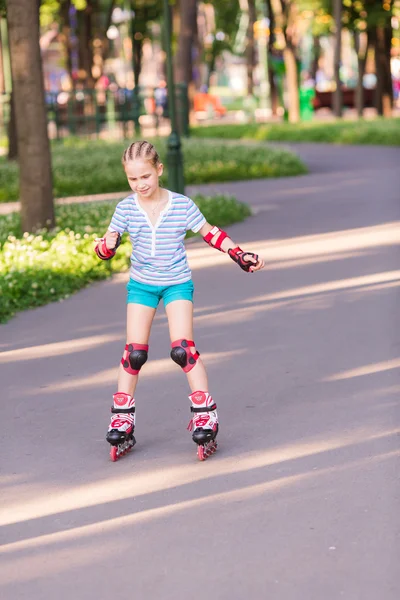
[118,302,156,395]
[166,299,218,458]
[165,299,208,392]
[107,302,156,454]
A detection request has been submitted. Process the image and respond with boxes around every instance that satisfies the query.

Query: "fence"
[0,83,189,141]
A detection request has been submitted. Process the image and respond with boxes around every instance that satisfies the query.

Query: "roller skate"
[106,392,136,462]
[187,391,218,461]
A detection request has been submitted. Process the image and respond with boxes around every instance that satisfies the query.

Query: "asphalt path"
[1,143,399,599]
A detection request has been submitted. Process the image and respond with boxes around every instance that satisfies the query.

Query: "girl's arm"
[198,222,264,273]
[95,200,128,260]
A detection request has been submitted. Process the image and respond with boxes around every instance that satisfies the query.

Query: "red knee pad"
[121,343,149,375]
[170,339,200,373]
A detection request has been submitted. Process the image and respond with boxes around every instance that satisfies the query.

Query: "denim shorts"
[126,278,194,308]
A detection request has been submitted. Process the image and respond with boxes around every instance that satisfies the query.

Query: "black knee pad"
[121,343,148,375]
[170,339,200,373]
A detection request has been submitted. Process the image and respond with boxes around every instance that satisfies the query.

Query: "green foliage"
[0,193,251,323]
[190,118,400,146]
[40,0,88,27]
[201,0,241,64]
[0,138,306,202]
[320,0,394,31]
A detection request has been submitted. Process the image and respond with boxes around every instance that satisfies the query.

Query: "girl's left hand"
[247,254,265,272]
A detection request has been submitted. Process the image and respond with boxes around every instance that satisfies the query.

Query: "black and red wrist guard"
[228,246,259,272]
[203,225,228,252]
[94,233,121,261]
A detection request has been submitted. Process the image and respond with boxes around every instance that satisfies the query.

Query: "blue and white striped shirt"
[109,190,206,285]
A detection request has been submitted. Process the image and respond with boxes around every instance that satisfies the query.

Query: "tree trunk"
[6,0,55,232]
[270,0,300,122]
[175,0,197,85]
[0,19,4,94]
[132,36,143,88]
[246,0,257,95]
[77,2,95,87]
[353,30,369,118]
[311,35,320,81]
[265,0,278,115]
[7,91,18,160]
[283,42,299,123]
[374,23,393,116]
[332,0,342,117]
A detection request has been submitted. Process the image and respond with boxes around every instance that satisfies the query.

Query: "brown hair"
[122,141,161,168]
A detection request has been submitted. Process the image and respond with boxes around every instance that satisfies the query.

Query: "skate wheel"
[110,446,118,462]
[197,445,205,461]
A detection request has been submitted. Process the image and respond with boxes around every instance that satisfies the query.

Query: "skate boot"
[106,392,136,462]
[187,391,218,461]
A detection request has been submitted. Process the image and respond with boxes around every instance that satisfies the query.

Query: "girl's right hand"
[104,231,120,250]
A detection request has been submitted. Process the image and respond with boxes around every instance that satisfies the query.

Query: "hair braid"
[122,141,160,168]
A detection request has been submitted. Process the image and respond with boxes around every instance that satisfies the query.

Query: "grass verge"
[0,194,251,323]
[190,117,400,146]
[0,138,306,202]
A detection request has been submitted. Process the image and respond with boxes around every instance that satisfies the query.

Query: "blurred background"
[1,0,399,144]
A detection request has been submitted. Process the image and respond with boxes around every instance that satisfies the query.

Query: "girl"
[95,140,264,462]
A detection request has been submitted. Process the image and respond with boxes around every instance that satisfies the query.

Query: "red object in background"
[194,93,227,116]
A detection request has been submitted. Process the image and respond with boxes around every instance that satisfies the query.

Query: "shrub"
[0,138,306,202]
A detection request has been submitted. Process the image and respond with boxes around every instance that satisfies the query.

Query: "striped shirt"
[109,190,206,285]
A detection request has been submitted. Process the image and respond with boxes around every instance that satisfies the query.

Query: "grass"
[0,194,251,323]
[190,117,400,146]
[0,137,307,202]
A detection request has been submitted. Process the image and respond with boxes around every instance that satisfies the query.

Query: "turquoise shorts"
[126,278,194,308]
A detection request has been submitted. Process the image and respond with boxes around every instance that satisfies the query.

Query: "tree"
[130,0,162,87]
[245,0,257,95]
[201,0,240,88]
[174,0,198,86]
[41,0,119,88]
[332,0,342,116]
[270,0,300,123]
[323,0,395,116]
[6,0,55,232]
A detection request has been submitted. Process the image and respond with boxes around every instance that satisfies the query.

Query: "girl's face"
[125,159,163,198]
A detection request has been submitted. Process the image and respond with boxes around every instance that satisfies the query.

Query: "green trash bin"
[299,87,315,121]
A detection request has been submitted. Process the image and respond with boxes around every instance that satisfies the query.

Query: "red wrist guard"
[94,234,120,261]
[203,226,228,252]
[228,246,259,272]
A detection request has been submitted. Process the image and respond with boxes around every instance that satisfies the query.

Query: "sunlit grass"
[191,117,400,146]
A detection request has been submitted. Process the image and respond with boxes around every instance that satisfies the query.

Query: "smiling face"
[124,159,164,199]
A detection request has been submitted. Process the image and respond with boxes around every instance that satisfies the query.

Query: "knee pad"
[170,339,200,373]
[121,343,148,375]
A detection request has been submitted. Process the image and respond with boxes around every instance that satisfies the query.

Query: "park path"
[0,143,399,599]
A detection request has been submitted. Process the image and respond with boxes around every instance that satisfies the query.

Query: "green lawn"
[191,117,400,146]
[0,137,307,203]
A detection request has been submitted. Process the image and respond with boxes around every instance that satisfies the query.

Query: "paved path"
[1,144,399,599]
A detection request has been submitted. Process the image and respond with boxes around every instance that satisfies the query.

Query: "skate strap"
[111,406,136,414]
[190,403,217,413]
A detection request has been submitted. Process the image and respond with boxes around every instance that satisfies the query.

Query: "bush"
[190,117,400,146]
[0,138,306,202]
[0,194,251,323]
